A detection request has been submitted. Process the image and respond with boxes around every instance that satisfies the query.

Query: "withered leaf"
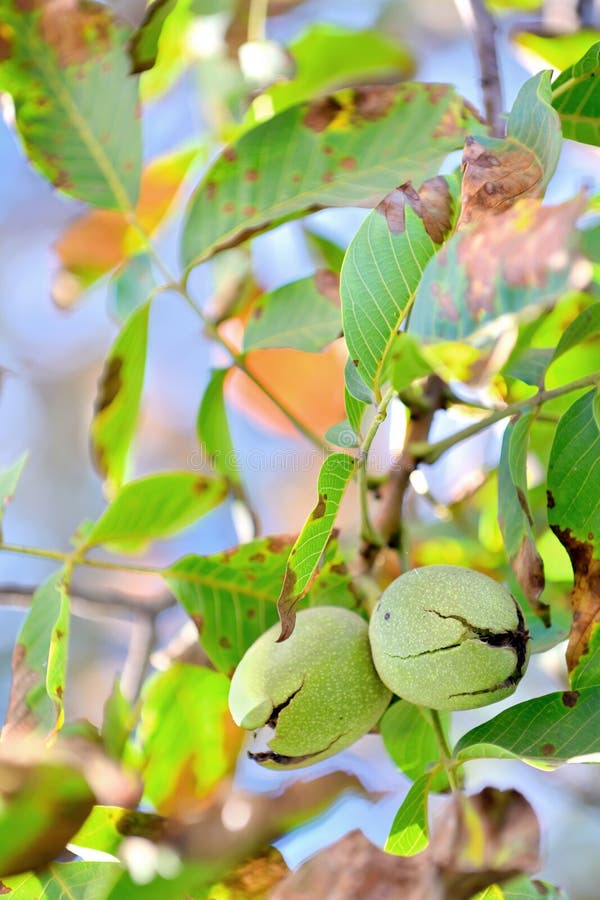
[377,176,453,243]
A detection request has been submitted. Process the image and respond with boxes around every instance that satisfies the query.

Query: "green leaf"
[136,664,237,814]
[1,862,122,899]
[70,806,165,856]
[83,471,228,553]
[90,302,150,493]
[243,24,414,125]
[471,875,568,899]
[0,451,28,538]
[3,571,70,739]
[304,227,346,272]
[341,174,458,394]
[380,701,449,791]
[513,28,600,71]
[324,420,359,449]
[243,272,341,352]
[182,83,483,268]
[571,624,600,688]
[0,0,141,209]
[552,42,600,146]
[551,303,600,365]
[277,452,356,639]
[106,862,215,900]
[507,70,561,190]
[387,332,434,393]
[165,536,294,674]
[101,679,136,760]
[129,0,178,74]
[498,414,547,623]
[109,254,155,324]
[197,368,241,488]
[455,686,600,763]
[385,772,434,856]
[344,358,371,436]
[0,759,94,880]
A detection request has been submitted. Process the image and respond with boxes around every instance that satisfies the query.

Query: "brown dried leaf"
[513,535,549,625]
[377,176,453,243]
[458,136,543,229]
[552,527,600,672]
[212,846,289,900]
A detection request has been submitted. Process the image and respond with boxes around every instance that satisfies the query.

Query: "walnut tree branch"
[457,0,505,137]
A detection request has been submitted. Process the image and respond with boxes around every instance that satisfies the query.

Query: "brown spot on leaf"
[0,29,13,61]
[562,690,579,708]
[249,552,266,563]
[56,685,63,699]
[94,357,122,417]
[277,568,299,642]
[516,487,534,525]
[192,614,204,634]
[247,608,256,619]
[322,145,334,155]
[322,171,335,184]
[376,188,407,235]
[219,636,232,649]
[550,524,600,672]
[222,202,235,214]
[353,85,396,121]
[314,269,340,304]
[265,535,295,554]
[116,810,165,841]
[547,490,555,509]
[243,205,257,216]
[303,96,343,132]
[223,147,237,163]
[376,176,452,243]
[244,169,259,182]
[291,173,301,183]
[340,156,357,171]
[541,743,555,756]
[55,629,64,641]
[0,882,11,894]
[330,562,348,576]
[312,494,327,519]
[252,304,263,320]
[40,0,112,68]
[512,536,549,626]
[206,182,217,200]
[193,478,209,493]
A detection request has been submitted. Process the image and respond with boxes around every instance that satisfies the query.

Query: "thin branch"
[411,371,600,465]
[121,615,158,701]
[457,0,504,137]
[0,584,175,621]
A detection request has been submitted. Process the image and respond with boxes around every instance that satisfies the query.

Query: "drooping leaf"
[165,535,294,674]
[90,303,149,493]
[455,685,600,763]
[54,147,197,299]
[277,452,356,639]
[552,41,600,146]
[129,0,178,74]
[410,194,586,341]
[82,471,228,553]
[197,368,241,489]
[136,664,241,815]
[0,451,28,538]
[182,83,483,268]
[3,571,70,740]
[341,175,458,394]
[0,0,141,209]
[498,414,547,623]
[547,389,600,670]
[505,70,562,191]
[380,701,449,791]
[243,271,341,352]
[70,805,165,856]
[343,357,372,436]
[1,862,122,898]
[551,302,600,367]
[571,623,600,689]
[385,772,434,857]
[513,28,600,71]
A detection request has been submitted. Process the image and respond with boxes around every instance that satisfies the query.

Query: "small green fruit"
[368,565,530,710]
[228,606,392,769]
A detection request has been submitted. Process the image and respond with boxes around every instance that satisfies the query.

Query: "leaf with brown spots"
[90,303,149,494]
[81,471,228,554]
[243,271,341,353]
[277,452,356,640]
[458,71,561,228]
[182,83,483,268]
[2,571,70,742]
[409,194,586,342]
[136,664,241,816]
[498,414,548,625]
[0,0,141,209]
[547,389,600,671]
[208,846,289,900]
[341,174,460,394]
[455,684,600,764]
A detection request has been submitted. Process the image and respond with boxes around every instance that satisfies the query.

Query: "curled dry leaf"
[270,787,539,900]
[377,176,453,244]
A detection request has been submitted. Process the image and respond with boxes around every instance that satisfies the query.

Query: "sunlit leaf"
[472,876,567,899]
[455,686,600,763]
[197,368,241,489]
[182,83,483,268]
[136,664,240,815]
[513,28,600,71]
[83,471,228,553]
[385,772,434,856]
[277,452,356,639]
[341,175,458,394]
[552,42,600,146]
[0,0,141,208]
[0,861,121,898]
[90,303,149,493]
[243,272,341,352]
[547,389,600,670]
[380,701,449,791]
[3,571,70,740]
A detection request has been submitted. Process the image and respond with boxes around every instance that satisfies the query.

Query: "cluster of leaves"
[0,0,599,896]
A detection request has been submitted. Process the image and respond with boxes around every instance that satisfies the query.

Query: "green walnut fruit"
[368,565,530,710]
[228,606,392,769]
